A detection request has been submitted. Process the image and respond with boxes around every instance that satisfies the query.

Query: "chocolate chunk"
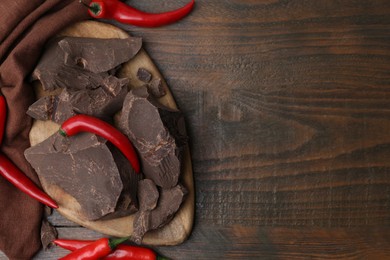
[52,90,77,124]
[27,96,55,121]
[133,184,187,244]
[137,68,152,83]
[24,132,135,221]
[41,219,57,250]
[119,86,188,188]
[147,78,166,98]
[59,37,142,73]
[67,76,129,119]
[138,179,159,211]
[32,37,108,91]
[102,143,142,220]
[26,93,76,124]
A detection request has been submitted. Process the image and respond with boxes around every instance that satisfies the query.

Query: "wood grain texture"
[3,0,390,259]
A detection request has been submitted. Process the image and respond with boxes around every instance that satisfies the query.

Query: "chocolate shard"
[41,219,58,250]
[59,37,142,74]
[66,76,129,119]
[100,143,142,220]
[138,179,159,211]
[52,89,77,124]
[137,68,152,83]
[133,184,188,244]
[26,92,76,124]
[119,86,188,188]
[147,78,166,98]
[32,37,108,91]
[27,96,55,121]
[24,132,134,221]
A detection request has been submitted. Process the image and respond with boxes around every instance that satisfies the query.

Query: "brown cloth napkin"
[0,1,89,259]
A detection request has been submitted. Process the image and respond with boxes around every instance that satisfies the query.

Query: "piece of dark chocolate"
[119,86,187,188]
[52,90,77,124]
[137,68,152,83]
[138,179,159,211]
[24,132,134,221]
[32,38,108,91]
[147,78,166,98]
[67,76,129,119]
[132,184,187,244]
[27,96,55,121]
[59,37,142,74]
[41,219,57,250]
[26,92,76,124]
[101,143,142,220]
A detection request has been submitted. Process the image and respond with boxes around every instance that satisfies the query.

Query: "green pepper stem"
[108,237,130,250]
[58,128,67,137]
[79,0,101,15]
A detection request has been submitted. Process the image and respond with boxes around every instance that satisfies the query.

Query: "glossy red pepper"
[83,0,195,27]
[54,239,168,260]
[59,237,128,260]
[59,114,140,173]
[0,153,58,208]
[0,95,6,145]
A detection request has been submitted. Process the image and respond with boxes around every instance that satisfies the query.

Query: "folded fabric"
[0,1,89,259]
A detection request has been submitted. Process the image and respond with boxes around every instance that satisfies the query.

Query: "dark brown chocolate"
[31,37,108,91]
[119,86,187,188]
[24,132,136,221]
[147,78,166,98]
[59,37,142,73]
[137,68,152,83]
[27,92,76,124]
[138,179,159,211]
[32,36,141,91]
[26,96,55,121]
[67,76,129,119]
[133,184,187,244]
[40,219,57,250]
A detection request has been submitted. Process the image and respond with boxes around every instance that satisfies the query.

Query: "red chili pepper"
[58,237,129,260]
[54,239,168,260]
[0,95,6,145]
[0,153,58,208]
[59,114,140,173]
[82,0,195,27]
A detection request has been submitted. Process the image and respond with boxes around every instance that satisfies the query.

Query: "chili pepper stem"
[108,237,130,250]
[79,0,101,15]
[58,128,67,137]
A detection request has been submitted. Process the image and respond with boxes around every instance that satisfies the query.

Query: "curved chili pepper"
[59,237,128,260]
[0,153,58,208]
[0,95,6,145]
[59,114,140,173]
[83,0,195,27]
[54,238,168,260]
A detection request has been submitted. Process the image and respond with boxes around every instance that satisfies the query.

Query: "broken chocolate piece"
[147,78,166,98]
[102,143,142,220]
[67,76,129,119]
[27,93,76,124]
[119,86,187,188]
[138,179,159,211]
[32,37,108,91]
[59,37,142,73]
[24,132,136,221]
[41,219,57,250]
[133,184,187,244]
[27,96,55,121]
[137,68,152,83]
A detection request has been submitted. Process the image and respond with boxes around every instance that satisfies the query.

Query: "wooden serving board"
[29,21,194,246]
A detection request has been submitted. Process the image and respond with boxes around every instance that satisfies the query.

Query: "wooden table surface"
[3,0,390,259]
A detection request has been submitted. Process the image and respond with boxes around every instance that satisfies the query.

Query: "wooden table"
[5,0,390,259]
